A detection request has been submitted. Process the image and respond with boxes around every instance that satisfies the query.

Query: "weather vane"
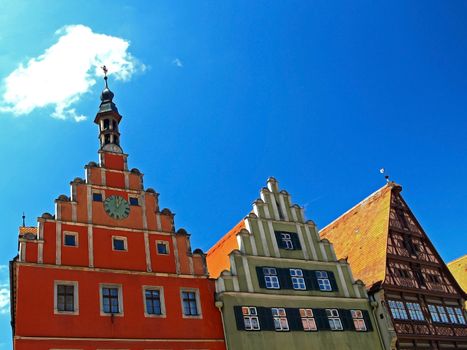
[101,65,109,88]
[379,168,390,182]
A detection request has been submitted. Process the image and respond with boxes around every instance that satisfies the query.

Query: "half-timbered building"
[320,182,467,350]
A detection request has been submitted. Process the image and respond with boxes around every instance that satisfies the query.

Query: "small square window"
[113,237,127,251]
[93,193,103,202]
[157,241,169,255]
[129,197,139,206]
[64,232,77,247]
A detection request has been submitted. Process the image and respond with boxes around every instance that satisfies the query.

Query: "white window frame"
[63,231,79,247]
[112,236,128,252]
[92,190,104,202]
[180,288,203,319]
[351,309,367,331]
[290,269,306,290]
[428,304,441,322]
[99,283,124,316]
[316,271,332,291]
[142,285,166,318]
[406,302,425,321]
[437,305,449,323]
[455,308,466,325]
[242,306,260,330]
[299,308,317,331]
[280,233,294,250]
[263,267,280,289]
[54,280,79,315]
[326,308,343,331]
[388,300,408,320]
[272,307,289,331]
[156,240,170,255]
[129,196,140,206]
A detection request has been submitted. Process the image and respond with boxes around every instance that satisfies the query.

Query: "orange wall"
[14,151,225,349]
[15,265,224,340]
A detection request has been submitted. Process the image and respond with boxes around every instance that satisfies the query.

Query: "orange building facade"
[10,75,225,350]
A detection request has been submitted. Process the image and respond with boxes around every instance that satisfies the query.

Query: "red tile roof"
[320,184,394,289]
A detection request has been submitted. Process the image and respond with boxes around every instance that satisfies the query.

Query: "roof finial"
[101,65,109,89]
[22,212,26,227]
[379,168,390,182]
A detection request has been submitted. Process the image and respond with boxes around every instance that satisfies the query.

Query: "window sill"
[144,313,167,318]
[182,314,203,319]
[54,310,79,316]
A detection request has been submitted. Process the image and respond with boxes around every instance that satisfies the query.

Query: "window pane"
[64,234,76,246]
[113,239,125,251]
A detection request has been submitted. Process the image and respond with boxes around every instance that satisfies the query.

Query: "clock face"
[104,195,130,219]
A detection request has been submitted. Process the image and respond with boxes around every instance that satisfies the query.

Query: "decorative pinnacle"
[22,212,25,227]
[101,65,109,88]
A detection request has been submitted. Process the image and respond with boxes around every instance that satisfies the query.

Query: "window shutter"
[234,306,245,330]
[291,233,301,250]
[286,308,302,331]
[256,267,266,289]
[314,308,330,330]
[274,232,286,249]
[279,268,293,289]
[304,270,319,290]
[328,271,339,291]
[340,309,355,331]
[258,307,275,331]
[362,310,373,331]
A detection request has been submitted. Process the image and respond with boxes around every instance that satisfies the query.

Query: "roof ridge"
[320,183,390,232]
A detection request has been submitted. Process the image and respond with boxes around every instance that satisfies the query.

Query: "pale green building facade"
[207,177,386,350]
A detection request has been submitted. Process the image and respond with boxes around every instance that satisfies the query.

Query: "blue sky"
[1,0,467,346]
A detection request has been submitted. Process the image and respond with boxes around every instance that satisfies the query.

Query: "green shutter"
[314,308,330,330]
[328,271,339,291]
[256,266,266,289]
[234,306,245,330]
[258,307,275,331]
[286,308,302,331]
[362,310,374,331]
[340,309,355,331]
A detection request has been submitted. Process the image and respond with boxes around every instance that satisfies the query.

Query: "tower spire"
[94,66,123,153]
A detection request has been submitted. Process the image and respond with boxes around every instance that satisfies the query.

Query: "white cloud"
[0,24,145,121]
[0,286,9,314]
[172,58,183,68]
[0,266,8,314]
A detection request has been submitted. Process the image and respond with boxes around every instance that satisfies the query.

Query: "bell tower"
[94,65,123,153]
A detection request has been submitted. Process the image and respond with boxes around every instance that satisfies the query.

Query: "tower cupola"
[94,66,123,153]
